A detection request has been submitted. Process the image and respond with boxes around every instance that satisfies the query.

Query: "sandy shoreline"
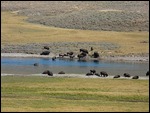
[1,53,149,63]
[1,73,149,80]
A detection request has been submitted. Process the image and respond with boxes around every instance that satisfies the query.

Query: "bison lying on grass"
[40,51,50,55]
[42,70,53,76]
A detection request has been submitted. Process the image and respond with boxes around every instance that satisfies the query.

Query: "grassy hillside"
[1,11,149,56]
[1,1,149,31]
[1,76,149,112]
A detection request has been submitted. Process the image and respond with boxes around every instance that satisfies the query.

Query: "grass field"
[1,76,149,112]
[1,11,149,56]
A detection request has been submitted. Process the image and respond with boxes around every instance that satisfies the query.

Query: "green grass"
[1,76,149,112]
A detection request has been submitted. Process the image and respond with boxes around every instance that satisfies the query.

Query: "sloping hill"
[1,1,149,31]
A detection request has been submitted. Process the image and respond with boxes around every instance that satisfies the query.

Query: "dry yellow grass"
[1,76,149,112]
[1,11,149,55]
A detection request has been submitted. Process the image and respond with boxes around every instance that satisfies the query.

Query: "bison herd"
[40,68,149,80]
[40,46,100,61]
[85,70,149,79]
[37,46,149,80]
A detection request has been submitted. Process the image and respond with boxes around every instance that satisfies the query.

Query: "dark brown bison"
[95,73,100,77]
[132,76,139,79]
[40,51,50,55]
[63,53,68,56]
[59,54,64,58]
[69,55,75,59]
[33,63,39,66]
[44,46,49,50]
[52,57,56,61]
[91,47,93,51]
[90,69,96,74]
[81,52,87,56]
[42,70,53,76]
[77,53,86,60]
[67,51,74,56]
[58,71,65,74]
[92,52,100,58]
[100,71,108,77]
[113,75,120,78]
[86,72,93,76]
[47,71,53,76]
[80,49,88,54]
[42,70,49,74]
[146,71,149,76]
[123,73,130,77]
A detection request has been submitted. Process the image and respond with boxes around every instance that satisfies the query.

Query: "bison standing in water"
[77,52,87,60]
[33,63,39,66]
[52,57,56,61]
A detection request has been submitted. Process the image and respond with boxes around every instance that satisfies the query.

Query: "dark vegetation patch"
[1,1,149,31]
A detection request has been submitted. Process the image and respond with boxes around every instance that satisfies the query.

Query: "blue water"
[1,57,137,68]
[1,57,149,76]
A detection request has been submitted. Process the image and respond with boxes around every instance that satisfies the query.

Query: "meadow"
[1,7,149,112]
[1,11,149,56]
[1,76,149,112]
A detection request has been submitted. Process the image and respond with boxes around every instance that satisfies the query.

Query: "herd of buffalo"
[35,46,149,79]
[41,69,149,79]
[40,46,100,60]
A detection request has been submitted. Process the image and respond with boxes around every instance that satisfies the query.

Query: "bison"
[40,51,50,55]
[95,73,100,77]
[92,52,100,58]
[33,63,39,66]
[58,71,65,74]
[91,47,93,51]
[80,49,88,54]
[90,69,96,74]
[77,53,86,60]
[69,55,75,59]
[59,54,64,58]
[123,73,130,77]
[132,76,139,79]
[86,72,93,76]
[52,57,56,61]
[100,71,108,77]
[42,70,53,76]
[146,71,149,76]
[67,51,74,56]
[113,75,120,78]
[44,46,49,50]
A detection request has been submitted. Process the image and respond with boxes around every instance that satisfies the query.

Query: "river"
[1,57,149,76]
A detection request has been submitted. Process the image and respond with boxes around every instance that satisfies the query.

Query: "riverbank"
[1,73,149,80]
[1,53,149,63]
